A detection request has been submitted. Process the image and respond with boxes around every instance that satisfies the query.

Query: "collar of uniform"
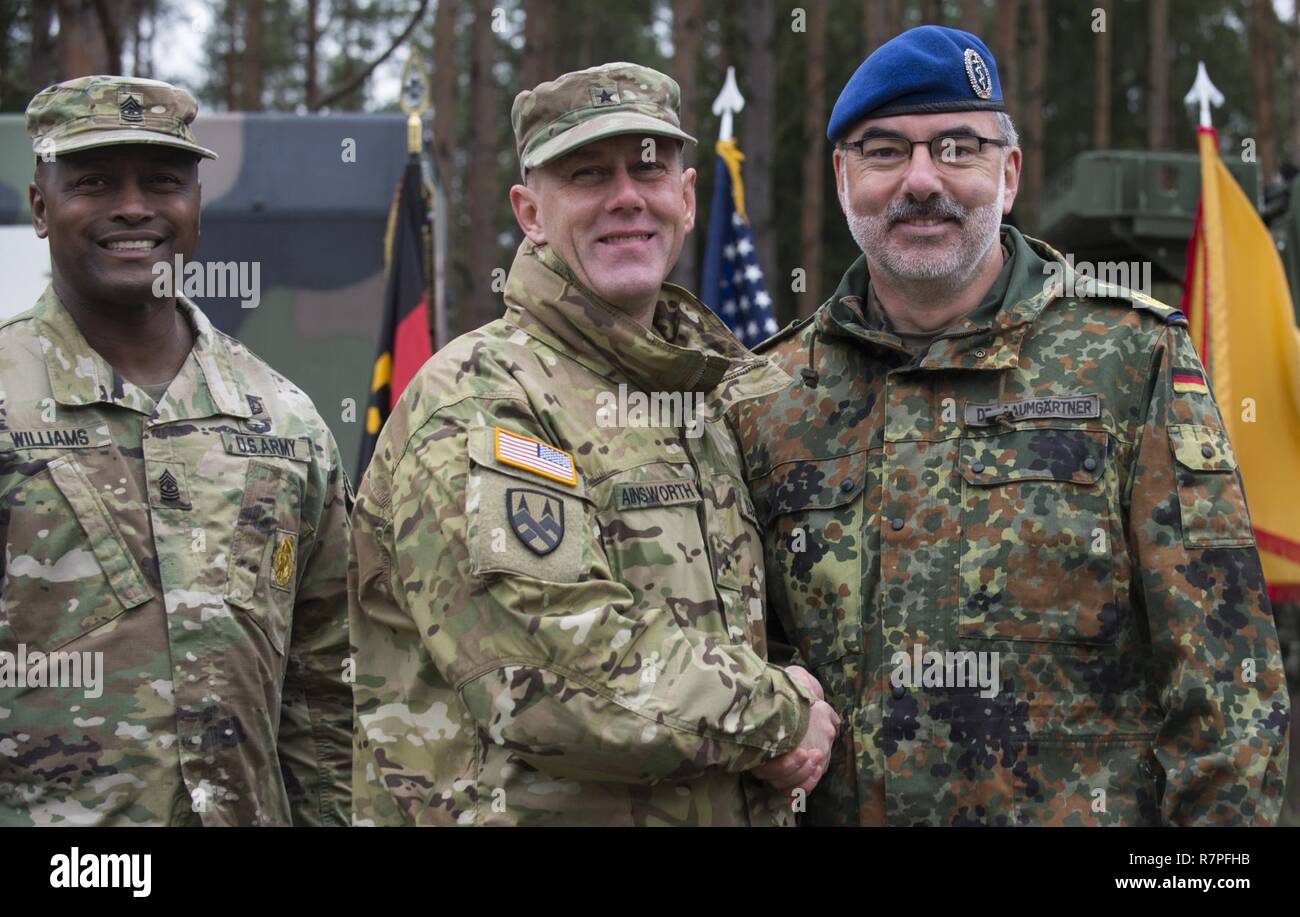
[815,226,1060,371]
[32,285,252,419]
[503,240,787,403]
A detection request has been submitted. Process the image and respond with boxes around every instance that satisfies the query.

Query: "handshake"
[751,665,841,797]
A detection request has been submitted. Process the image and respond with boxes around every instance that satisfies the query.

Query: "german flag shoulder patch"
[1172,366,1210,395]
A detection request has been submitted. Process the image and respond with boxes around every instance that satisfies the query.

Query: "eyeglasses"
[836,133,1009,172]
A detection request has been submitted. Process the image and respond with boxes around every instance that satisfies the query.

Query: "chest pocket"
[225,460,306,655]
[755,452,867,667]
[0,454,153,652]
[701,472,765,645]
[957,428,1119,646]
[597,466,715,621]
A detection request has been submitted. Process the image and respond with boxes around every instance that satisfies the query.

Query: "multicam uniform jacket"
[349,240,815,826]
[0,287,352,826]
[735,227,1290,826]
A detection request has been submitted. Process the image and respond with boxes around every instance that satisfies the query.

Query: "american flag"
[495,428,577,486]
[700,138,779,349]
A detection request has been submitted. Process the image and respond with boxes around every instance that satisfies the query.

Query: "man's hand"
[750,698,840,794]
[783,664,824,701]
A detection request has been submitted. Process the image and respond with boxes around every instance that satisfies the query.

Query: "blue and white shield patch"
[507,488,565,556]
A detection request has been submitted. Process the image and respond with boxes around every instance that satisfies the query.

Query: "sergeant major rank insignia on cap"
[119,91,145,123]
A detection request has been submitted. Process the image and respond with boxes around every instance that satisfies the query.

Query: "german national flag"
[356,155,434,482]
[1171,366,1209,395]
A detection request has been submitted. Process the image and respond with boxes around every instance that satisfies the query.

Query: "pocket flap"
[45,456,153,610]
[959,429,1107,486]
[1169,424,1237,472]
[758,452,868,522]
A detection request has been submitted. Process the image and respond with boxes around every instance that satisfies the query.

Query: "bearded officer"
[0,76,352,826]
[348,62,839,826]
[734,26,1289,825]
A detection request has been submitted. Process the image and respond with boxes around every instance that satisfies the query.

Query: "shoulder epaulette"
[1070,277,1188,325]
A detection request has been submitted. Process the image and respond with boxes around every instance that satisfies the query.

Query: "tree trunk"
[241,0,264,111]
[865,3,906,61]
[54,0,114,77]
[919,0,943,26]
[742,0,776,287]
[90,0,125,73]
[432,0,458,199]
[864,0,891,54]
[30,0,57,88]
[994,0,1020,132]
[1022,0,1046,229]
[1292,0,1300,171]
[1248,0,1280,182]
[305,0,320,109]
[466,0,501,333]
[1093,0,1112,148]
[957,0,981,35]
[522,0,558,90]
[1147,0,1169,151]
[669,0,704,291]
[799,0,827,318]
[224,0,238,110]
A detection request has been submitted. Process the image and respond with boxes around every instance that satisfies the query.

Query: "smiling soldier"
[0,76,352,826]
[348,62,839,826]
[734,26,1289,825]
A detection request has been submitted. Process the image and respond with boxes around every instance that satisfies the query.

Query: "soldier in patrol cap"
[0,76,352,825]
[734,25,1289,825]
[349,62,840,826]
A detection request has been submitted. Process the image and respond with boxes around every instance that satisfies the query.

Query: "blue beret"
[827,25,1004,142]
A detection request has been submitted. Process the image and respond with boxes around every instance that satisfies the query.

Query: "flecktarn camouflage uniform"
[349,239,816,826]
[0,287,352,826]
[735,226,1290,826]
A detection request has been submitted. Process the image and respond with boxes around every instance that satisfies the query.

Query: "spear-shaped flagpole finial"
[399,47,431,154]
[1183,61,1224,130]
[712,66,745,142]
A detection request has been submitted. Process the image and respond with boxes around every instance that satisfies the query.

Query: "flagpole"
[400,49,445,353]
[1183,61,1232,420]
[712,66,744,142]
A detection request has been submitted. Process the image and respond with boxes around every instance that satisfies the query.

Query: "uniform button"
[1083,457,1097,472]
[1201,444,1214,459]
[840,479,854,492]
[890,517,905,531]
[971,461,985,474]
[974,349,987,359]
[891,684,906,700]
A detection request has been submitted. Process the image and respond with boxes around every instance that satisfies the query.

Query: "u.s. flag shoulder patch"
[1172,366,1210,395]
[494,427,578,487]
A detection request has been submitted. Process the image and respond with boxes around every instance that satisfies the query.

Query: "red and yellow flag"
[1183,127,1300,600]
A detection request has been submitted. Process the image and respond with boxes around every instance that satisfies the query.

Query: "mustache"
[887,196,966,224]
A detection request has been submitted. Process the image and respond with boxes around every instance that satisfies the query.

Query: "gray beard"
[843,179,1005,294]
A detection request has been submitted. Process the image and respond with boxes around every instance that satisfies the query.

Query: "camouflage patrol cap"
[26,75,218,161]
[512,62,696,173]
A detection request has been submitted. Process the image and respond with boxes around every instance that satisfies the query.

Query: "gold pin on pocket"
[271,531,297,590]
